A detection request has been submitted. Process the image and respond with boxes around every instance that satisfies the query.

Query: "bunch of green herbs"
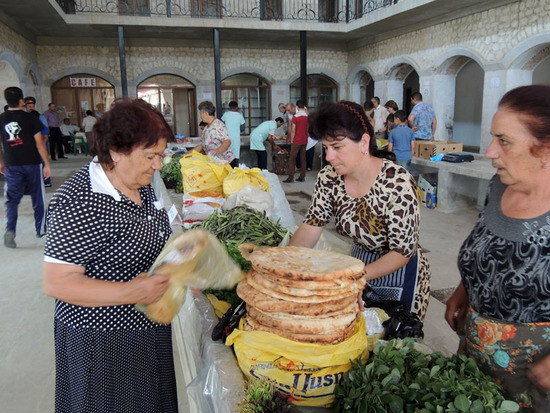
[160,154,184,193]
[334,338,519,413]
[240,378,295,413]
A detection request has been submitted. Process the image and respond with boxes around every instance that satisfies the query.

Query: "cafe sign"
[70,77,97,87]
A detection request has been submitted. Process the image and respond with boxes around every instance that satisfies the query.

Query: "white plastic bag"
[182,193,225,222]
[223,185,274,216]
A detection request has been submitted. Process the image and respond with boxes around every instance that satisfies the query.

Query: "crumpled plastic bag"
[279,226,352,256]
[223,185,274,217]
[180,151,232,193]
[137,229,244,324]
[223,167,270,197]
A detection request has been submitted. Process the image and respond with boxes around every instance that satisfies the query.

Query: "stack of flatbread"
[236,246,366,345]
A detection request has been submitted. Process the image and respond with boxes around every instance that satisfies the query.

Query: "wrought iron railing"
[56,0,399,23]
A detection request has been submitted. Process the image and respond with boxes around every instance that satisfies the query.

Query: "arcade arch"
[51,74,115,127]
[221,73,271,135]
[138,74,197,137]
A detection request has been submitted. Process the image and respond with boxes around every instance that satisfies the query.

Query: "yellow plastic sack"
[223,167,270,197]
[206,293,232,318]
[226,315,368,407]
[180,151,233,194]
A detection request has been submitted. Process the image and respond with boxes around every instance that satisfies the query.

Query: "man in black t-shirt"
[0,87,51,248]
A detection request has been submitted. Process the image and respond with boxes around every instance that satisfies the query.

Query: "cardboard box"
[418,173,438,209]
[416,141,463,160]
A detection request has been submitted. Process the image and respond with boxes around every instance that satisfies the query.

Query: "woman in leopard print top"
[290,100,430,320]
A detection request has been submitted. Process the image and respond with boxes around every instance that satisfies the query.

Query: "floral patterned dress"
[459,175,550,411]
[304,160,431,320]
[201,118,235,163]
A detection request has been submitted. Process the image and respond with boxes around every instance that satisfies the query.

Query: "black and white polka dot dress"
[45,163,178,413]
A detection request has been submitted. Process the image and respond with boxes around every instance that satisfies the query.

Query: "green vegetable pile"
[160,154,184,193]
[334,339,519,413]
[201,207,289,305]
[201,206,289,247]
[240,378,295,413]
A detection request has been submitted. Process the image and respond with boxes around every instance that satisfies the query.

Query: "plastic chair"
[70,132,88,156]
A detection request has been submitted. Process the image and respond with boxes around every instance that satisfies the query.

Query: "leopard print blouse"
[304,159,419,257]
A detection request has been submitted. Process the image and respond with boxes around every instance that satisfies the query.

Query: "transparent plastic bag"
[138,229,244,324]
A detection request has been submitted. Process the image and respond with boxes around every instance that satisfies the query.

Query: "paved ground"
[0,156,480,411]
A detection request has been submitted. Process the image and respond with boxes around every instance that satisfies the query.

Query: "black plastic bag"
[211,298,246,343]
[363,297,424,340]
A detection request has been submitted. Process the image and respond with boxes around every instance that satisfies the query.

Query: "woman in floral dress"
[193,100,237,167]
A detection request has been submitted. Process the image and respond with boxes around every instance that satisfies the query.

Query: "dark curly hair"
[308,100,395,161]
[90,98,174,168]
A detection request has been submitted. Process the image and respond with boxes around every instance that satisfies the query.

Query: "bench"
[411,155,495,213]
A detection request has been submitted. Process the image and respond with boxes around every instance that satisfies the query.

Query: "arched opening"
[0,60,20,108]
[403,70,419,115]
[290,74,338,113]
[222,73,270,135]
[138,74,197,137]
[51,74,115,127]
[533,53,550,84]
[453,60,484,151]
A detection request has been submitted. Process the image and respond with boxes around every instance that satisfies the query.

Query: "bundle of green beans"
[200,206,289,248]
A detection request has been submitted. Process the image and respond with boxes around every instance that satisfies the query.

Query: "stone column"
[348,81,361,105]
[431,74,456,141]
[271,84,288,119]
[386,79,403,109]
[373,77,388,103]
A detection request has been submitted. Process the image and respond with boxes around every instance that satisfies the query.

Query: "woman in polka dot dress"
[43,99,178,412]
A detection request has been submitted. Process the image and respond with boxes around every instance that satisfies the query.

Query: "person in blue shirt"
[221,101,245,166]
[408,92,437,141]
[388,110,415,171]
[249,118,284,170]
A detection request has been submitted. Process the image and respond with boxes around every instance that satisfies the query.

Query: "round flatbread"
[249,246,365,281]
[244,315,356,345]
[246,274,352,303]
[236,279,357,316]
[247,306,357,334]
[259,269,362,289]
[248,269,366,298]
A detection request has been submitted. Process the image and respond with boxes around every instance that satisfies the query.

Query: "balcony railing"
[57,0,399,23]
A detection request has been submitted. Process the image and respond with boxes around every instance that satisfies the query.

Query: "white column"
[348,81,361,105]
[196,80,216,106]
[480,69,507,153]
[373,78,388,103]
[431,74,456,141]
[386,79,403,109]
[271,84,288,119]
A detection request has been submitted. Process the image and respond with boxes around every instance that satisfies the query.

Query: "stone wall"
[0,22,40,106]
[349,0,550,76]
